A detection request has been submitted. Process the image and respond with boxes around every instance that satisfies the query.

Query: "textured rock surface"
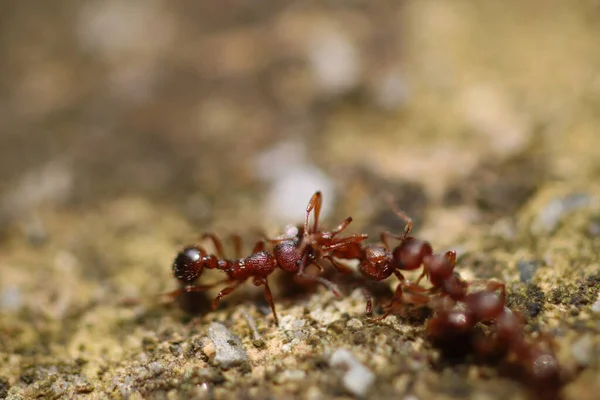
[1,1,600,399]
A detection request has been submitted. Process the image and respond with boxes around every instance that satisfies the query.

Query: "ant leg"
[362,288,374,316]
[313,261,325,272]
[251,229,290,245]
[380,232,393,251]
[374,284,405,321]
[212,281,242,310]
[304,191,322,234]
[393,270,430,294]
[252,241,266,253]
[321,234,368,252]
[202,233,226,258]
[230,234,243,258]
[253,277,278,325]
[297,253,342,298]
[324,256,352,274]
[328,216,353,238]
[384,193,413,240]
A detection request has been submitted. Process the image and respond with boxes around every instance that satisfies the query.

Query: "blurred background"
[1,1,600,398]
[2,0,599,237]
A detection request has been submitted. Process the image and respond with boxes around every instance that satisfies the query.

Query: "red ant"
[166,192,368,325]
[315,196,440,319]
[409,233,561,392]
[166,234,280,322]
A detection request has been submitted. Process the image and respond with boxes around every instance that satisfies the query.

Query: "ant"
[415,239,561,392]
[166,234,280,323]
[166,192,368,325]
[316,196,439,319]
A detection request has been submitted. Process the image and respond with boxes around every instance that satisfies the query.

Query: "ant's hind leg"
[202,233,226,258]
[254,277,278,325]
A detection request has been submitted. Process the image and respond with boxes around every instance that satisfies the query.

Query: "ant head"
[360,246,394,281]
[273,240,306,272]
[172,246,205,283]
[424,254,455,287]
[392,238,433,271]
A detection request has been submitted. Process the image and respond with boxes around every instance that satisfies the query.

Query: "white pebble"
[208,323,250,370]
[571,334,594,367]
[308,28,360,96]
[591,293,600,313]
[330,348,375,398]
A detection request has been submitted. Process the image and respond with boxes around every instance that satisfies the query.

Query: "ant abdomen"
[441,273,468,300]
[466,290,505,322]
[172,246,207,283]
[392,237,433,271]
[428,309,473,337]
[424,254,455,287]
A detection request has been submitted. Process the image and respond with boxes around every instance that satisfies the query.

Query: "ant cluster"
[165,192,561,391]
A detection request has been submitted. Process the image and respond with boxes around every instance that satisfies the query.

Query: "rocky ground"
[1,1,600,399]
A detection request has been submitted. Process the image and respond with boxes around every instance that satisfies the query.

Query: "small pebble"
[346,318,363,331]
[571,334,594,367]
[276,369,306,384]
[147,361,163,376]
[591,294,600,313]
[208,323,250,370]
[533,193,592,233]
[517,260,541,283]
[330,348,375,398]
